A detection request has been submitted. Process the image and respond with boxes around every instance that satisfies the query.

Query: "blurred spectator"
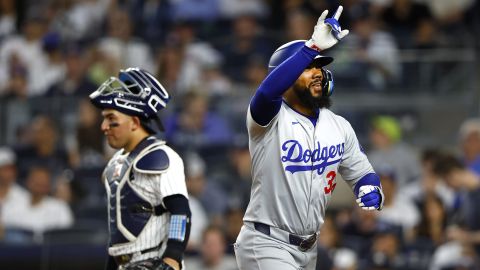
[218,0,268,19]
[85,45,118,87]
[275,0,336,30]
[127,0,172,46]
[412,193,448,246]
[0,0,17,40]
[38,32,66,93]
[316,215,357,270]
[0,147,29,242]
[381,0,435,49]
[365,229,405,269]
[214,136,252,210]
[422,0,474,25]
[367,115,421,188]
[14,115,71,180]
[399,192,444,268]
[224,207,244,254]
[187,196,209,252]
[165,91,233,152]
[97,8,155,73]
[156,43,183,97]
[458,118,480,175]
[433,154,480,253]
[0,11,49,96]
[401,148,456,211]
[218,55,267,133]
[333,8,400,90]
[422,0,475,48]
[217,14,274,82]
[285,8,316,41]
[46,46,97,97]
[170,0,219,21]
[197,62,232,100]
[3,166,73,240]
[185,225,238,270]
[48,0,110,42]
[341,207,395,258]
[380,0,439,89]
[164,21,227,96]
[0,57,28,99]
[0,147,26,203]
[373,163,420,232]
[429,241,479,270]
[184,152,229,226]
[66,99,106,169]
[331,248,358,270]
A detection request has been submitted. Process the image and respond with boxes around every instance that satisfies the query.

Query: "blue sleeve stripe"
[354,173,380,196]
[250,46,318,126]
[169,215,187,241]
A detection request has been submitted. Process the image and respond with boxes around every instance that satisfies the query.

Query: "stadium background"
[0,0,479,269]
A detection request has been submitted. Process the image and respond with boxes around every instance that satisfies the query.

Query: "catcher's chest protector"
[104,139,164,245]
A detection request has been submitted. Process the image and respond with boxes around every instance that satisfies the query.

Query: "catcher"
[89,68,191,270]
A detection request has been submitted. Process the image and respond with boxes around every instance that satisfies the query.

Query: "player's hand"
[305,6,349,51]
[161,257,179,270]
[356,185,384,211]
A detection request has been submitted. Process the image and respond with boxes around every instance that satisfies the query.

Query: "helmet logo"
[148,95,166,113]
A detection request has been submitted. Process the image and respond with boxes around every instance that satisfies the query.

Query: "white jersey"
[103,138,188,260]
[244,102,374,235]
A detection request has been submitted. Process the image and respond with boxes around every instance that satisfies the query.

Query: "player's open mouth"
[311,82,322,92]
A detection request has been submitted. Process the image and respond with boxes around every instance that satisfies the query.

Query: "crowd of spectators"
[0,0,479,269]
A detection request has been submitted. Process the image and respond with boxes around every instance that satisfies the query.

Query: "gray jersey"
[103,138,188,260]
[244,102,374,235]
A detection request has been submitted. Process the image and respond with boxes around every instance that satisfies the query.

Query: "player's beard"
[293,84,332,109]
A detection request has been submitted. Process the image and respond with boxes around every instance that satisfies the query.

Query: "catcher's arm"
[162,194,191,270]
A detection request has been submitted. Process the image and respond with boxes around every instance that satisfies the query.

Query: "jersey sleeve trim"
[247,105,280,140]
[247,105,279,128]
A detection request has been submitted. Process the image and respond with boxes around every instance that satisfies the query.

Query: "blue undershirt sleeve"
[353,173,381,197]
[250,46,319,126]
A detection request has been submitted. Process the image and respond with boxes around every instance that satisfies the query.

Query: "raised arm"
[250,46,319,126]
[250,6,349,126]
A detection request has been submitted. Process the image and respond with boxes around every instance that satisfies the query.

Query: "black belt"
[253,222,317,252]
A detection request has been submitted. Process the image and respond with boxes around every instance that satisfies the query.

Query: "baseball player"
[235,6,385,270]
[89,68,191,270]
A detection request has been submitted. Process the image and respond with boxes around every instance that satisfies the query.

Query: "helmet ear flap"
[321,68,334,97]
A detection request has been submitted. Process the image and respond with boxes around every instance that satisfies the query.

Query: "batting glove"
[356,185,384,211]
[305,6,350,51]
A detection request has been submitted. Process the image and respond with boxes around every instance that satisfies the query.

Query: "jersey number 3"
[324,171,337,194]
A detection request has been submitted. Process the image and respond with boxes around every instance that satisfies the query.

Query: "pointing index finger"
[332,5,343,20]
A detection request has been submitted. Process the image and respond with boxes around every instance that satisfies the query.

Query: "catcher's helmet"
[268,40,335,96]
[89,67,169,133]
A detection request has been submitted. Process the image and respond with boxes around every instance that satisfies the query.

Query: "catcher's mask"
[268,40,335,97]
[89,67,169,133]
